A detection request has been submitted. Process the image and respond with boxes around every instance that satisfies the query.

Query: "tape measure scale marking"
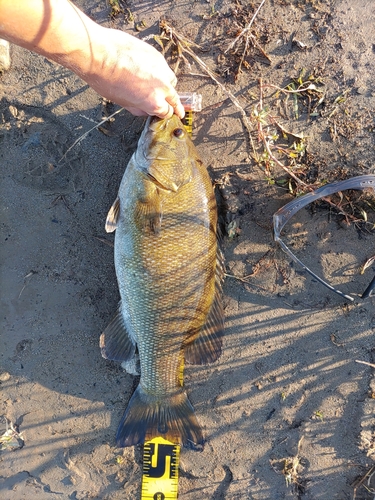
[178,92,202,136]
[182,111,193,136]
[142,437,180,500]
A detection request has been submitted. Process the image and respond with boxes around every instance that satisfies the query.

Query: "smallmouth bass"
[101,115,224,447]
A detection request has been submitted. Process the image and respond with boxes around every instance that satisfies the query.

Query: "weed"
[314,410,324,421]
[281,391,288,401]
[270,436,305,493]
[107,0,133,22]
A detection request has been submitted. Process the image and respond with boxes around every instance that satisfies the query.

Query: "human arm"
[0,0,184,118]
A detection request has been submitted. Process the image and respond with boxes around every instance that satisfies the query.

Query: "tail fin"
[116,386,203,448]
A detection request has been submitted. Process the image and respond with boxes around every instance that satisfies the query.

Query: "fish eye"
[173,128,185,138]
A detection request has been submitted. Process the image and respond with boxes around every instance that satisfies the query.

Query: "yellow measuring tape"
[142,437,180,500]
[182,110,193,136]
[179,92,202,137]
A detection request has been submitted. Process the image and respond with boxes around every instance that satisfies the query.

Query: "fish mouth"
[148,116,164,131]
[148,114,180,131]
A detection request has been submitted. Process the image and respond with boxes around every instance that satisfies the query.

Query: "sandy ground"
[1,1,374,499]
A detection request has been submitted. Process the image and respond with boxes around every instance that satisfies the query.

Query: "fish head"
[134,115,197,192]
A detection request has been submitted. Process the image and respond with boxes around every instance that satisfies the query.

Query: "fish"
[100,114,224,448]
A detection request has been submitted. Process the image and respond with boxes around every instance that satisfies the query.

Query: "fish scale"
[100,114,224,447]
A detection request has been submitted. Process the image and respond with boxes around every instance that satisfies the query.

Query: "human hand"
[0,0,183,119]
[82,26,185,120]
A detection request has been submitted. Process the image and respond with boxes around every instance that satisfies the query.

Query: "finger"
[174,100,185,119]
[166,93,185,119]
[155,103,174,120]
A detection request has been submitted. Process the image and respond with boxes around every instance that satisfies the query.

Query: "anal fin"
[100,303,136,362]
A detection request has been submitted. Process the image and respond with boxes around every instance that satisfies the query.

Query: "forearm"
[0,0,103,77]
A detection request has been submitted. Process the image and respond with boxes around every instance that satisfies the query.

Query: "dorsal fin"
[105,197,120,233]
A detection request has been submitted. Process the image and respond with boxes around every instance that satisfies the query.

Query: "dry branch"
[159,20,255,151]
[224,0,267,54]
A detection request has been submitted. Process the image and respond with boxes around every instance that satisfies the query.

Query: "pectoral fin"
[134,198,162,234]
[184,247,225,365]
[100,304,136,362]
[105,197,120,233]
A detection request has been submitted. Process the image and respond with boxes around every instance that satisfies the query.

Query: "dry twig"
[355,359,375,369]
[352,464,375,500]
[61,107,124,161]
[256,78,308,189]
[159,20,255,151]
[224,0,267,54]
